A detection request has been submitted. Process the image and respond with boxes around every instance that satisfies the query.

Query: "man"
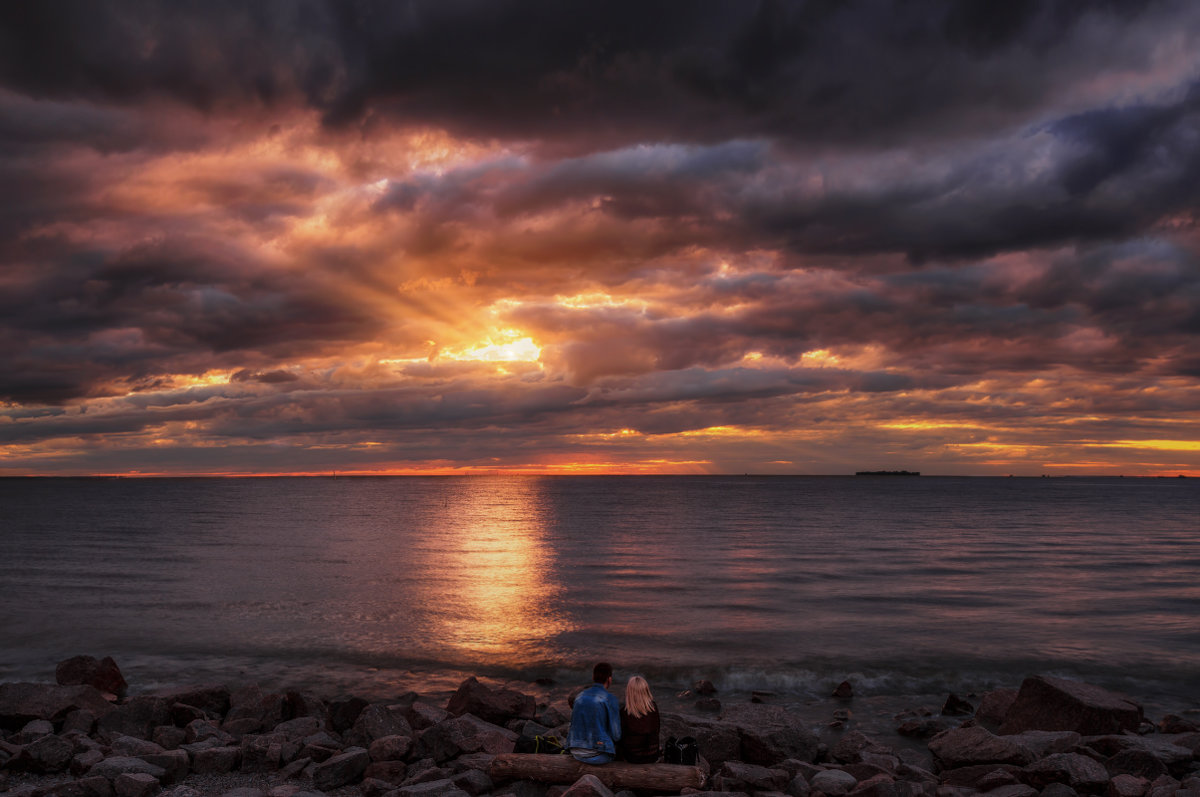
[567,662,621,764]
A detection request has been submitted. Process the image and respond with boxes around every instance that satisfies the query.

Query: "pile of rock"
[0,660,1197,797]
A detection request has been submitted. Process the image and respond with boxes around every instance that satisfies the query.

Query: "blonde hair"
[624,675,655,718]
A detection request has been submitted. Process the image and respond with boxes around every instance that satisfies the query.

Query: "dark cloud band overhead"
[1,1,1198,475]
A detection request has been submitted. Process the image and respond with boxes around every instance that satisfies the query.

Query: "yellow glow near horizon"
[881,421,988,431]
[1088,439,1200,452]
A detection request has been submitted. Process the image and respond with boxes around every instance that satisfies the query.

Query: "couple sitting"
[567,662,660,765]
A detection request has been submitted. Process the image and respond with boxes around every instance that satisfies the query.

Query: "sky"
[2,1,1200,477]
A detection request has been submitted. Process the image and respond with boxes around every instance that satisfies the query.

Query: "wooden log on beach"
[489,753,706,790]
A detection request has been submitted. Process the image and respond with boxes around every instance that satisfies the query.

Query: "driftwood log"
[489,753,706,791]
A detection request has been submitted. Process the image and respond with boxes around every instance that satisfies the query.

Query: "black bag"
[663,735,699,765]
[514,734,567,755]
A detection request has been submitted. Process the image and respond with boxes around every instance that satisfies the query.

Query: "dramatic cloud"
[2,0,1199,476]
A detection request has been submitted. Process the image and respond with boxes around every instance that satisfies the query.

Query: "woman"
[618,675,661,763]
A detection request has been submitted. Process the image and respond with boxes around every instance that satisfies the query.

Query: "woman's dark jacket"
[618,701,660,763]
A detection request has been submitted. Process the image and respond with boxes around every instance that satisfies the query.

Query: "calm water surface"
[1,476,1197,716]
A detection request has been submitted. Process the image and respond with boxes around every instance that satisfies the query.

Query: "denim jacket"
[567,683,622,755]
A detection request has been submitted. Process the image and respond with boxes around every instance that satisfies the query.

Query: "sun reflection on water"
[411,477,570,667]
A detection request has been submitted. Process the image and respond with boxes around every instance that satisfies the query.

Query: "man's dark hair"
[593,662,613,684]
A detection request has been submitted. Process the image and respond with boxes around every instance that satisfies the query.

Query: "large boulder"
[999,677,1142,736]
[97,698,171,741]
[721,703,821,765]
[413,714,518,763]
[928,726,1036,771]
[312,747,370,790]
[0,683,113,729]
[56,656,128,699]
[445,678,536,726]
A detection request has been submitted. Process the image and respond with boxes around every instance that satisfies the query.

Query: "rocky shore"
[1,657,1198,797]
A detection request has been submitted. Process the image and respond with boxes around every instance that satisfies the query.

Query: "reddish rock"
[999,677,1142,736]
[11,733,75,773]
[311,747,370,790]
[1109,774,1151,797]
[151,726,185,750]
[1024,753,1110,793]
[368,734,412,761]
[1004,731,1081,758]
[111,736,164,757]
[812,768,859,795]
[56,656,128,699]
[0,683,113,729]
[154,686,230,719]
[271,716,320,740]
[138,750,188,783]
[976,690,1019,726]
[113,772,159,797]
[350,704,414,746]
[414,714,518,763]
[240,733,287,772]
[364,760,408,784]
[63,709,100,735]
[833,681,855,699]
[561,773,615,797]
[694,680,719,695]
[96,698,171,741]
[327,695,370,733]
[938,763,1025,789]
[72,748,106,776]
[722,703,821,766]
[445,677,536,726]
[190,745,241,774]
[405,701,452,731]
[87,756,167,781]
[1106,749,1167,780]
[928,726,1035,770]
[451,768,493,795]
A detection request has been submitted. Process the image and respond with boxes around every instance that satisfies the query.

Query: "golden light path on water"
[408,477,571,665]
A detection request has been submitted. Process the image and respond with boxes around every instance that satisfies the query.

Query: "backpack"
[663,735,699,766]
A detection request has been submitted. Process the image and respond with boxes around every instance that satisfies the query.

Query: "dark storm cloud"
[3,1,1192,148]
[0,236,379,404]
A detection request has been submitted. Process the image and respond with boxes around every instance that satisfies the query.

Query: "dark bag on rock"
[663,735,698,765]
[514,734,567,754]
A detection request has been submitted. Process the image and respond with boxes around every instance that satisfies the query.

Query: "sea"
[2,475,1198,735]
